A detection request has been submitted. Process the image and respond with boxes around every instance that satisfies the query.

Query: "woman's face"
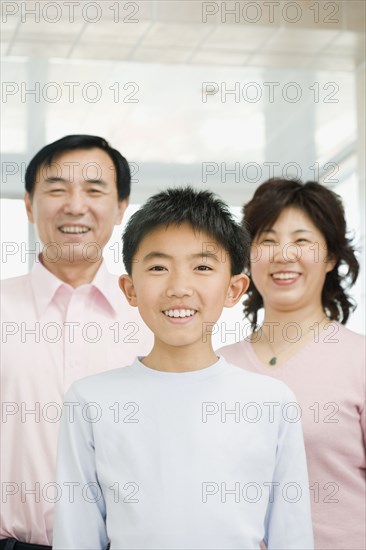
[250,207,336,314]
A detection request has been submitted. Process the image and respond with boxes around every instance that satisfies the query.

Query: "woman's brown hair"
[243,178,360,328]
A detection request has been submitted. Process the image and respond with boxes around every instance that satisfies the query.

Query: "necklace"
[258,315,328,366]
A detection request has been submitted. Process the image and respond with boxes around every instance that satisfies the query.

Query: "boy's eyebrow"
[142,252,171,262]
[142,252,220,262]
[190,252,220,262]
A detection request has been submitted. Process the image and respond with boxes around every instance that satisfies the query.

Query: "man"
[0,135,153,549]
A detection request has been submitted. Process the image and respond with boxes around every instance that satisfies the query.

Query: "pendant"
[269,356,277,366]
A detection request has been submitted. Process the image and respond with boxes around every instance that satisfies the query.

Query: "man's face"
[25,148,127,264]
[119,223,248,352]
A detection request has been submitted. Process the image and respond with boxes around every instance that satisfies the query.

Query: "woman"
[218,178,365,549]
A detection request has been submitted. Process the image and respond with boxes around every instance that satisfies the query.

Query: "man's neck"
[40,254,103,288]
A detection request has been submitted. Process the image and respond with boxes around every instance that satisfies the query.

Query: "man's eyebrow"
[84,178,108,185]
[43,177,107,186]
[43,177,67,183]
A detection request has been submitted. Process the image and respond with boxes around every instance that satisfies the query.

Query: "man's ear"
[119,274,138,307]
[24,192,34,224]
[116,199,129,225]
[224,274,250,308]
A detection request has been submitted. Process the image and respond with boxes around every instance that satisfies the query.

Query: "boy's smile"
[162,308,197,321]
[120,223,248,371]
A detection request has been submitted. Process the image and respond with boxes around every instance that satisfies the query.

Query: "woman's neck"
[262,304,326,327]
[252,306,329,366]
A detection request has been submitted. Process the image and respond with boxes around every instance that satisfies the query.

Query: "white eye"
[195,265,212,271]
[149,265,167,271]
[261,239,277,245]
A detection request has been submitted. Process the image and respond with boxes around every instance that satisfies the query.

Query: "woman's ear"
[119,274,138,307]
[224,274,250,308]
[325,254,337,273]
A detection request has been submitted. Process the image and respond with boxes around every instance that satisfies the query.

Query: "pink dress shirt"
[218,322,366,549]
[1,259,153,545]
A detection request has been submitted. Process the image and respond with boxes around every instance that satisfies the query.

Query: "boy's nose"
[166,274,194,298]
[166,286,194,298]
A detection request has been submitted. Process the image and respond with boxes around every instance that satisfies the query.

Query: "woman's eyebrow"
[260,228,313,234]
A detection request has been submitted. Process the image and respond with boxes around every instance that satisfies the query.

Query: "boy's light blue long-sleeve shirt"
[53,357,314,549]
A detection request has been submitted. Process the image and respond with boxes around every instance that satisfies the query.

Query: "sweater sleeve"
[264,387,314,550]
[361,400,366,450]
[52,384,108,550]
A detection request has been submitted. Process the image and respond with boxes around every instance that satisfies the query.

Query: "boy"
[53,187,314,549]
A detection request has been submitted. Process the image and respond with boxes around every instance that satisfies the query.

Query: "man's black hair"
[25,134,130,200]
[122,186,250,275]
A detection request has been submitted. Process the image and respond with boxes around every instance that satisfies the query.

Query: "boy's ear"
[224,274,250,308]
[119,274,138,307]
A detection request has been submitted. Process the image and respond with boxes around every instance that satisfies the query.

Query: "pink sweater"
[218,322,365,550]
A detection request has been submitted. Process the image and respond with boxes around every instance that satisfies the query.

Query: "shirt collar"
[30,258,66,316]
[90,260,122,315]
[30,257,120,317]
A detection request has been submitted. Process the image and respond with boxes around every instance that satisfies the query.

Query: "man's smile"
[58,225,91,234]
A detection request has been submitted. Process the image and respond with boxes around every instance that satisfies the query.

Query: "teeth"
[272,273,299,280]
[60,226,89,234]
[163,309,196,318]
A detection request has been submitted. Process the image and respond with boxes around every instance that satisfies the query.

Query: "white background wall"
[1,1,365,338]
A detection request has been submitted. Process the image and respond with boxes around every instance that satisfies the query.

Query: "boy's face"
[120,223,248,351]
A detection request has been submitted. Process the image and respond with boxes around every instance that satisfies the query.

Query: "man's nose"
[63,190,88,215]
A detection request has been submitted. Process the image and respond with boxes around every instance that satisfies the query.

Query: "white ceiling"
[1,1,365,332]
[1,0,365,70]
[0,0,364,204]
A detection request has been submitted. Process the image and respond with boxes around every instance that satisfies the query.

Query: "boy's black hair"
[122,186,250,275]
[25,134,131,201]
